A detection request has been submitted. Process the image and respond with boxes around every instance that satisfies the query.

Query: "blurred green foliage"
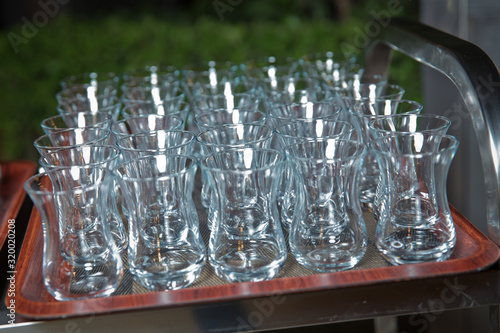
[0,0,421,162]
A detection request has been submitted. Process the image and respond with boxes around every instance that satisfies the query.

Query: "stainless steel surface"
[1,270,500,332]
[365,18,500,245]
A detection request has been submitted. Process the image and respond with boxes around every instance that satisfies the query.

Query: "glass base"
[210,241,286,282]
[377,228,456,265]
[212,262,284,283]
[293,250,365,272]
[133,265,203,291]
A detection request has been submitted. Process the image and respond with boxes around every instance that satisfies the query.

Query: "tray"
[0,161,37,251]
[9,185,500,320]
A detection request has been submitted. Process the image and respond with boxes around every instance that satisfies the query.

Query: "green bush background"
[0,0,420,162]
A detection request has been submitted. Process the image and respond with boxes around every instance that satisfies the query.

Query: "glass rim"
[192,91,260,102]
[348,99,423,117]
[368,114,452,133]
[369,133,459,157]
[60,71,118,85]
[199,147,285,174]
[330,83,405,101]
[110,114,184,134]
[120,92,186,103]
[122,65,181,80]
[116,130,195,153]
[55,86,118,103]
[194,109,267,125]
[56,98,121,114]
[330,82,404,91]
[284,138,367,163]
[24,165,107,195]
[114,153,198,181]
[195,124,273,148]
[121,99,189,116]
[39,145,120,168]
[41,111,113,130]
[34,128,111,149]
[266,90,334,105]
[274,119,353,136]
[269,102,342,121]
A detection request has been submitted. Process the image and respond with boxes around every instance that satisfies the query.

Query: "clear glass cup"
[116,130,196,161]
[349,99,423,206]
[274,120,354,230]
[196,124,274,213]
[57,97,122,121]
[113,154,206,290]
[200,148,287,282]
[284,138,368,272]
[24,166,123,300]
[370,133,459,265]
[110,114,184,143]
[34,127,111,156]
[40,111,113,135]
[367,114,452,222]
[38,145,127,252]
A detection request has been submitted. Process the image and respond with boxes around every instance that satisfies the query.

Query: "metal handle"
[365,18,500,245]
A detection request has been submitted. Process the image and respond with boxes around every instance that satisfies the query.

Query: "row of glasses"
[29,69,191,297]
[185,60,348,276]
[31,127,205,296]
[26,126,125,299]
[25,53,462,300]
[31,80,129,298]
[367,114,457,265]
[184,67,291,282]
[262,83,368,272]
[186,58,392,274]
[119,67,203,281]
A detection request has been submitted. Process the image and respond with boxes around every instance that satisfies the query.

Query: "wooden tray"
[0,161,37,251]
[9,195,500,320]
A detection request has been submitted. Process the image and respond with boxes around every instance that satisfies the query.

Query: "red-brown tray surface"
[0,161,37,251]
[9,202,500,320]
